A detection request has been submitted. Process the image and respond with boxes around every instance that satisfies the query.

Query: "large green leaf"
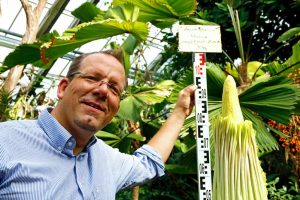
[71,2,105,22]
[261,61,288,76]
[276,27,300,43]
[4,3,149,68]
[167,0,196,16]
[175,132,195,153]
[4,19,148,68]
[242,107,279,153]
[95,130,121,147]
[118,80,174,121]
[247,61,266,80]
[95,130,121,140]
[118,95,143,121]
[96,130,142,153]
[285,41,300,69]
[126,133,145,141]
[168,68,193,104]
[121,34,139,75]
[134,80,174,104]
[112,0,196,28]
[168,63,226,104]
[44,20,148,60]
[261,43,300,76]
[105,3,140,22]
[239,76,300,125]
[121,34,138,54]
[3,43,41,68]
[206,63,226,100]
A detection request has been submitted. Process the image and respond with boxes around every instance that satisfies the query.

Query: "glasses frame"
[68,71,125,99]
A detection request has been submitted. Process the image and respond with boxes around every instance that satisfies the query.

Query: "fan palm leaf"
[169,62,299,165]
[118,80,174,122]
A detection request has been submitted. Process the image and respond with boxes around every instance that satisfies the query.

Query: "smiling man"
[0,50,196,199]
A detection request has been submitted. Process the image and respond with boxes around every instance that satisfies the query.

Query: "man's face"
[56,53,126,134]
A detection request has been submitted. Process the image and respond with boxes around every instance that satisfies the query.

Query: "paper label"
[179,25,222,53]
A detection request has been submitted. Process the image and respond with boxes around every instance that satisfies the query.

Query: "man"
[0,50,196,199]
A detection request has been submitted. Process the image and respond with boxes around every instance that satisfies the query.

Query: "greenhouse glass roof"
[0,0,166,99]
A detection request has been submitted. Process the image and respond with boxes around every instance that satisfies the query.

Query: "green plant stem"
[227,5,245,64]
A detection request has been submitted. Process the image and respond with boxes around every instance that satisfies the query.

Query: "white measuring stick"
[178,25,222,199]
[194,53,212,200]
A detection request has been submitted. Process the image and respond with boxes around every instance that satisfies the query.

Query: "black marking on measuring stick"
[195,77,202,89]
[199,177,206,190]
[198,89,206,99]
[204,150,210,163]
[197,112,205,124]
[198,125,204,138]
[201,101,207,113]
[199,163,208,174]
[203,190,212,200]
[200,138,209,148]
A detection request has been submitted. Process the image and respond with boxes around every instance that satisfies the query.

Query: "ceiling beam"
[36,0,71,38]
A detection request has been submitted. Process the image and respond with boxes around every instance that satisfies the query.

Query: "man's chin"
[74,118,100,133]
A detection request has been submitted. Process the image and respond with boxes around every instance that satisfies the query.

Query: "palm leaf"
[168,62,225,104]
[4,6,148,68]
[118,95,144,122]
[206,62,226,100]
[105,3,140,22]
[261,61,288,76]
[276,27,300,43]
[46,19,148,58]
[167,67,193,104]
[285,42,300,68]
[239,76,300,125]
[242,108,279,153]
[96,130,144,153]
[118,80,174,121]
[71,2,105,22]
[112,0,196,28]
[166,0,196,16]
[3,43,41,69]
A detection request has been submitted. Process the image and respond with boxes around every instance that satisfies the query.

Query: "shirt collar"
[38,108,97,155]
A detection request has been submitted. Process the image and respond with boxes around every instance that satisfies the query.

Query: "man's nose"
[93,81,110,97]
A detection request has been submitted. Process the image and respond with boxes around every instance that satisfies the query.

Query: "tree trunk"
[131,185,139,200]
[127,121,142,200]
[1,0,47,93]
[237,62,251,93]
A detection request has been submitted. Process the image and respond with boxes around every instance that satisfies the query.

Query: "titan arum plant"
[213,75,268,200]
[1,0,300,199]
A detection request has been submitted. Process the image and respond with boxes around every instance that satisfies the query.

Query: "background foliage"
[1,0,300,199]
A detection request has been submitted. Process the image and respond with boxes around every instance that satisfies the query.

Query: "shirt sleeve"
[114,144,165,191]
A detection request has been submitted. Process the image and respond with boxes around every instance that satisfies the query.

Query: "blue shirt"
[0,109,165,199]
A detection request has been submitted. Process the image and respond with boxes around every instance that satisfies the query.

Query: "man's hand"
[173,85,197,118]
[147,85,197,163]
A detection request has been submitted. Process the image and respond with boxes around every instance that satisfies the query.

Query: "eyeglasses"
[68,71,124,98]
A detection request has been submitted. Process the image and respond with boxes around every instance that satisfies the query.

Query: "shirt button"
[58,146,62,151]
[77,155,84,161]
[67,141,73,147]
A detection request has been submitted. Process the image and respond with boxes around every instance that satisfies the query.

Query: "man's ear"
[57,78,70,100]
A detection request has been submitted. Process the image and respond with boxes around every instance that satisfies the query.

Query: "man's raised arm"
[147,85,196,163]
